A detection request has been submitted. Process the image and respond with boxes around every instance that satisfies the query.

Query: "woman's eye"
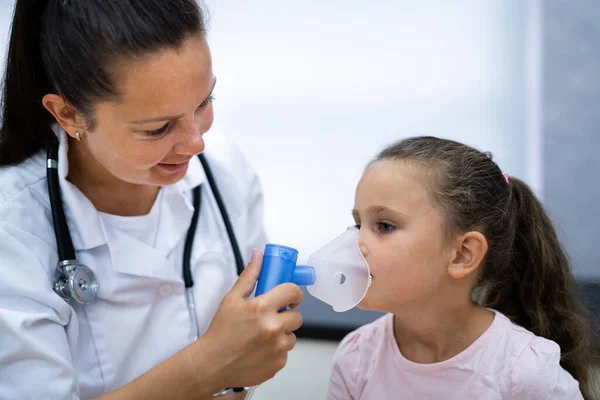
[354,223,361,229]
[146,122,171,137]
[199,94,215,109]
[377,222,395,233]
[144,95,214,137]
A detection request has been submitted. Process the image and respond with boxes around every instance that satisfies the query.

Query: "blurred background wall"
[543,0,600,280]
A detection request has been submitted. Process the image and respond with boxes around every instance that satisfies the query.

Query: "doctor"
[0,0,304,399]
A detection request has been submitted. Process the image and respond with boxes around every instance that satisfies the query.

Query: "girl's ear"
[447,231,488,279]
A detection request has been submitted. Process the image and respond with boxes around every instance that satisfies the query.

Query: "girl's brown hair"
[374,136,599,399]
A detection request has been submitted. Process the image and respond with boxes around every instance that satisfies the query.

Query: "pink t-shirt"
[327,311,583,399]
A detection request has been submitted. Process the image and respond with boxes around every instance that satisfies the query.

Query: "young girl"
[327,137,599,399]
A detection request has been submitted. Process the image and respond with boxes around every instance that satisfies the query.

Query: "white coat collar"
[52,125,206,255]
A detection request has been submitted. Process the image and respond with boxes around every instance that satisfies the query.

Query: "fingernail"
[250,248,258,262]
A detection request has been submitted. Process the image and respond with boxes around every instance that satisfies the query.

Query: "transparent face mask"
[306,226,371,312]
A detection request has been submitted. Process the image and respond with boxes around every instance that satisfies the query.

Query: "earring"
[76,131,81,141]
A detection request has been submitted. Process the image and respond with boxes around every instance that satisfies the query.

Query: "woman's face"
[77,34,215,187]
[353,160,453,312]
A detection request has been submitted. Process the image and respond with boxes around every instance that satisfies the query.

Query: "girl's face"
[353,160,454,312]
[66,33,215,188]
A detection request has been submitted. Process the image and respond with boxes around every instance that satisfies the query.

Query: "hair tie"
[502,173,509,184]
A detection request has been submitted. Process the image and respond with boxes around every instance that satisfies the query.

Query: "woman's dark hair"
[374,136,600,399]
[0,0,206,165]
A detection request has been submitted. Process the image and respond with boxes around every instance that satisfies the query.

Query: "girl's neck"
[392,302,494,364]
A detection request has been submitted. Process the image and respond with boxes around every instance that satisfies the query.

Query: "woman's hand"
[189,249,304,391]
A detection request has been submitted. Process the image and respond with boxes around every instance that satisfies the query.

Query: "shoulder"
[0,150,47,208]
[200,132,263,223]
[328,314,391,398]
[0,151,53,236]
[0,151,57,273]
[336,313,390,362]
[203,132,260,193]
[502,315,583,399]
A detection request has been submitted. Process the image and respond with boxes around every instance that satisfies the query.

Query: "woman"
[0,1,303,399]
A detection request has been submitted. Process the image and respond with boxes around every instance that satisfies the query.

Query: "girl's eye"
[146,122,171,137]
[354,223,361,229]
[377,222,395,234]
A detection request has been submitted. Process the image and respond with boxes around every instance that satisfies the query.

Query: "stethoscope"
[46,145,246,396]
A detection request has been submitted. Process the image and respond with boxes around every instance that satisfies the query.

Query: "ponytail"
[484,177,600,399]
[0,0,57,165]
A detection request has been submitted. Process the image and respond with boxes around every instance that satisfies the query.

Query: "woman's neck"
[392,301,494,364]
[66,137,160,216]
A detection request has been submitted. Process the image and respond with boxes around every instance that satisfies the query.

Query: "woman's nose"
[174,115,209,155]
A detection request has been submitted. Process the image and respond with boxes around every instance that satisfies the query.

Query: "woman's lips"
[157,160,189,173]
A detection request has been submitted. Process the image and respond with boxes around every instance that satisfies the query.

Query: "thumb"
[229,248,263,299]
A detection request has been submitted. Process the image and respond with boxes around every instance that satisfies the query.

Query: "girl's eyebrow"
[352,205,408,220]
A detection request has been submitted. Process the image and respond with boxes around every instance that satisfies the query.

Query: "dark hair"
[374,136,600,399]
[0,0,206,166]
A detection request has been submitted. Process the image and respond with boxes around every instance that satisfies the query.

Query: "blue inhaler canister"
[254,244,316,297]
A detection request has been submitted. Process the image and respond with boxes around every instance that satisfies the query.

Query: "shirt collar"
[53,125,106,251]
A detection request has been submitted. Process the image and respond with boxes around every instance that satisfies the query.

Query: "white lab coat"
[0,128,267,399]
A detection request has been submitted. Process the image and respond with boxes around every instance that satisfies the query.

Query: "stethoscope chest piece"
[53,259,99,304]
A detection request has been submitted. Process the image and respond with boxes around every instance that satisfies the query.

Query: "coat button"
[158,284,173,297]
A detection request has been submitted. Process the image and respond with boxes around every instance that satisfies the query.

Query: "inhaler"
[255,226,371,312]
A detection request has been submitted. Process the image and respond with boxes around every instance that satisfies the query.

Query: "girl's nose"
[358,243,368,259]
